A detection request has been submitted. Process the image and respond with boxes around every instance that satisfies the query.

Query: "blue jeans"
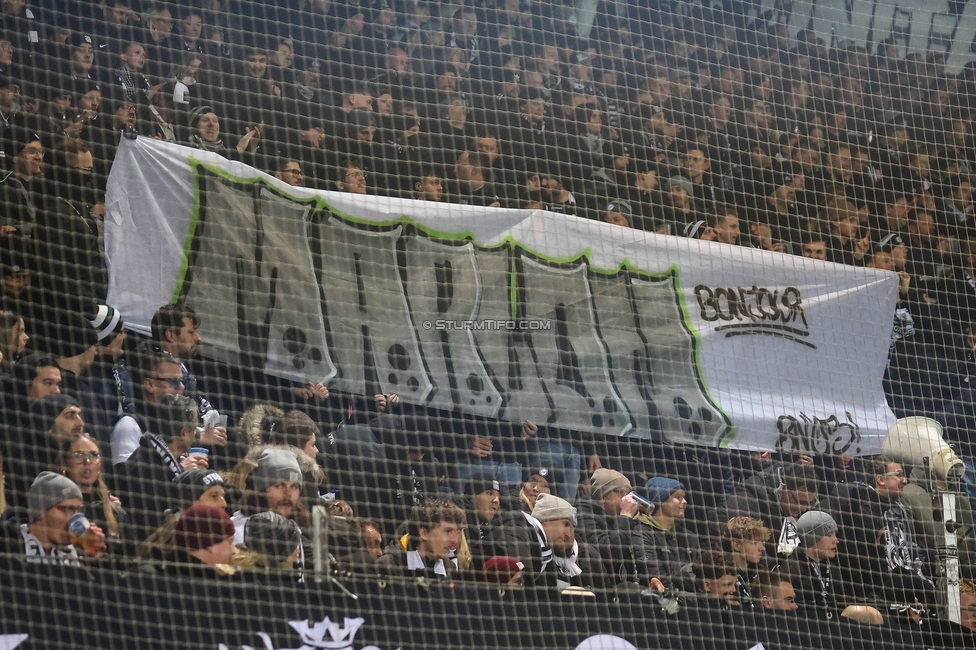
[529,440,582,504]
[457,459,524,495]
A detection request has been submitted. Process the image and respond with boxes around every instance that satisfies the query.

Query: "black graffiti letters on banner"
[775,412,862,457]
[695,285,813,348]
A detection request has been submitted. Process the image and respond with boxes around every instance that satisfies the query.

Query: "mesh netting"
[0,0,975,648]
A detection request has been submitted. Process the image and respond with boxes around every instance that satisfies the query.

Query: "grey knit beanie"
[28,471,83,522]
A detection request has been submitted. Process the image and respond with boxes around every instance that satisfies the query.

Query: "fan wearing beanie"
[454,473,502,570]
[229,448,303,546]
[0,471,106,565]
[237,511,302,570]
[576,468,642,586]
[164,505,237,575]
[531,493,608,591]
[631,477,700,594]
[779,510,883,625]
[1,393,85,513]
[519,466,553,513]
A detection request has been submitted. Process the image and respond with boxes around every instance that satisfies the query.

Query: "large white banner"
[104,137,898,454]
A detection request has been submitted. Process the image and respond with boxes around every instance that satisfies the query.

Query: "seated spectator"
[779,510,884,624]
[823,197,869,266]
[693,549,739,608]
[184,105,225,153]
[454,473,502,570]
[0,247,32,313]
[173,469,227,512]
[632,477,700,592]
[532,492,608,591]
[359,519,384,560]
[114,394,207,540]
[226,447,307,545]
[703,205,742,246]
[377,499,464,579]
[234,511,303,572]
[722,516,771,604]
[0,119,45,236]
[481,555,524,587]
[412,167,444,203]
[0,309,28,374]
[960,579,976,634]
[576,468,639,586]
[153,504,236,576]
[602,199,633,228]
[150,303,225,443]
[725,462,820,560]
[29,313,99,401]
[58,432,126,552]
[752,570,799,611]
[3,393,83,514]
[450,150,503,207]
[800,231,828,261]
[101,41,157,104]
[0,471,106,566]
[334,157,368,194]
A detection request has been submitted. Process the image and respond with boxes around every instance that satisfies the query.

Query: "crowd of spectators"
[0,0,976,643]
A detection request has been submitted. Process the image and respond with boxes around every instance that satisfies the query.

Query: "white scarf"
[19,525,81,566]
[406,550,446,576]
[553,540,583,590]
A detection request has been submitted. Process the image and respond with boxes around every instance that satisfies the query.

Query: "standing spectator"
[825,456,935,608]
[101,41,158,105]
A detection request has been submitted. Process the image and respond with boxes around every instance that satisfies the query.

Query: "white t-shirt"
[111,415,143,465]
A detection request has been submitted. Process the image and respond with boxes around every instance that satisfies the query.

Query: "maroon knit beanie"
[175,505,235,551]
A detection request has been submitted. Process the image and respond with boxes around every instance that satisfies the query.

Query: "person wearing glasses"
[115,394,206,542]
[59,432,128,554]
[725,461,820,560]
[752,570,798,611]
[273,158,304,188]
[0,471,106,566]
[110,343,187,464]
[827,456,940,612]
